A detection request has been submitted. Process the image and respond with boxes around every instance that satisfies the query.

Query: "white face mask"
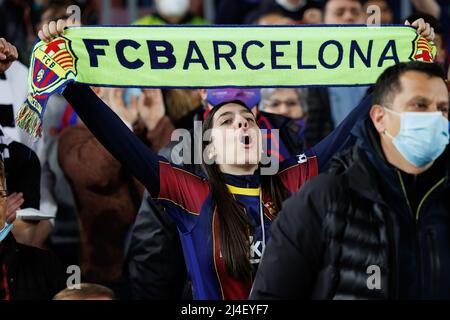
[276,0,305,12]
[155,0,190,18]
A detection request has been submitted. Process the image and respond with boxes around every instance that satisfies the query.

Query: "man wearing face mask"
[134,0,207,25]
[251,62,450,300]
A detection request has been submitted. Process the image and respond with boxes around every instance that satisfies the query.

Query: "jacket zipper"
[415,177,445,297]
[426,229,440,298]
[396,170,414,217]
[419,179,446,298]
[415,177,446,221]
[395,170,417,298]
[397,171,446,298]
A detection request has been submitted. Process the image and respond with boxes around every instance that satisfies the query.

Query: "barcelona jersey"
[155,154,318,299]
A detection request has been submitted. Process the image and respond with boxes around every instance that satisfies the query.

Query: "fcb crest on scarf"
[16,36,77,138]
[411,35,436,62]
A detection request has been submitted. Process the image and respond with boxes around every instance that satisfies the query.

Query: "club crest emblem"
[30,36,78,95]
[17,36,78,139]
[411,36,436,62]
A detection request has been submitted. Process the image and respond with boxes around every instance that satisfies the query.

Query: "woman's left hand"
[405,18,435,41]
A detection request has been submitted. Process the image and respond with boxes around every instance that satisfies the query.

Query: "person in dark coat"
[124,191,189,300]
[0,160,66,300]
[0,233,66,300]
[250,62,450,300]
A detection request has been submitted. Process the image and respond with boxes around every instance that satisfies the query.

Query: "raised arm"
[38,20,173,196]
[311,93,372,172]
[63,83,161,196]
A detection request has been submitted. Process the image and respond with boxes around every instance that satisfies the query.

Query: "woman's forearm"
[63,83,161,195]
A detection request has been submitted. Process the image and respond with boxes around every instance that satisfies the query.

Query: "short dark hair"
[372,62,446,106]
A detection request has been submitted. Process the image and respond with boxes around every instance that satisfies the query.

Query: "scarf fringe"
[16,103,43,139]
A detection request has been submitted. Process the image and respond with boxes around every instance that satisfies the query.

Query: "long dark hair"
[202,102,289,282]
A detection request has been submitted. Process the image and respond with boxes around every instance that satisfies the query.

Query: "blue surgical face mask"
[384,108,449,168]
[0,223,13,242]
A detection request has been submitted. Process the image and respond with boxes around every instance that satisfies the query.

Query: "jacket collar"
[222,171,260,189]
[345,118,450,204]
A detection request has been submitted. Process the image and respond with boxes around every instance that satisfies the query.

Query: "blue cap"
[205,88,260,109]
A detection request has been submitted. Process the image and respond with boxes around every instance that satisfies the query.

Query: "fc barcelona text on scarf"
[18,25,436,140]
[83,38,400,71]
[63,25,433,87]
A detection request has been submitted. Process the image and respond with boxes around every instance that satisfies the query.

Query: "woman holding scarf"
[35,20,434,300]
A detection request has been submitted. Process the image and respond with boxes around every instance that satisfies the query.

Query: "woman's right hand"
[38,19,67,42]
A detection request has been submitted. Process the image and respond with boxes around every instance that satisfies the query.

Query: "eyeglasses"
[268,99,300,109]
